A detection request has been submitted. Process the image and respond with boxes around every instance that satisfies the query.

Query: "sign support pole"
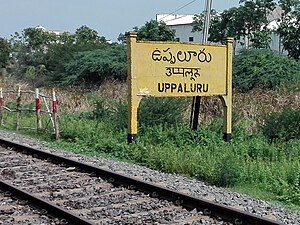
[219,37,233,142]
[127,32,142,143]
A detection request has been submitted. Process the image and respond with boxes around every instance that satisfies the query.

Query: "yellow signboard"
[127,32,233,143]
[131,42,228,97]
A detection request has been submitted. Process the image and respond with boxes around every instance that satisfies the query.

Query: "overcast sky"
[0,0,240,41]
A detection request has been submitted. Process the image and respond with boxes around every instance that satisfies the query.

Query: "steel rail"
[0,137,283,225]
[0,180,96,225]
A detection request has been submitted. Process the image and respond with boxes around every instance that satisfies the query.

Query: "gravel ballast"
[0,130,299,224]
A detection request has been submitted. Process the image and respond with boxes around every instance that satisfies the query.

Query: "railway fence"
[0,87,59,139]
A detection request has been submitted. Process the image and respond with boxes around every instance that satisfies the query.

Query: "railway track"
[0,188,66,224]
[0,137,284,225]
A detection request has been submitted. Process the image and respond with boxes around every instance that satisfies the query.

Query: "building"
[157,6,284,53]
[156,14,202,43]
[34,25,65,36]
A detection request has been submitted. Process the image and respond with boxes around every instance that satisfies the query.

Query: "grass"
[0,80,299,215]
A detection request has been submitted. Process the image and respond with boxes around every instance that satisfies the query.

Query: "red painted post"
[35,88,42,131]
[52,89,59,140]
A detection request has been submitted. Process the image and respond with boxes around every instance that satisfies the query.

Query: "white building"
[156,14,203,43]
[34,25,65,36]
[157,6,284,53]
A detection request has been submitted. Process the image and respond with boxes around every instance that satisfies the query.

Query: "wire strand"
[159,0,198,21]
[164,15,190,23]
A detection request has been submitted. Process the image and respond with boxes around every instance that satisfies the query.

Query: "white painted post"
[52,89,59,140]
[0,88,3,126]
[16,86,21,131]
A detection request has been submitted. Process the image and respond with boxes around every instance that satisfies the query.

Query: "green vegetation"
[64,45,127,85]
[0,38,10,67]
[1,4,300,214]
[193,0,300,59]
[262,107,300,141]
[233,49,300,92]
[2,87,300,212]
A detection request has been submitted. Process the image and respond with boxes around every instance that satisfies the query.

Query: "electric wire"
[164,15,190,23]
[158,0,198,21]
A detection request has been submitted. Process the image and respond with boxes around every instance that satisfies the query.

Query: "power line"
[159,0,198,21]
[164,15,190,23]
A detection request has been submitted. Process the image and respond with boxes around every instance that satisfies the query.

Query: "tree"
[0,38,10,67]
[204,7,245,43]
[117,20,176,44]
[239,0,275,48]
[135,20,176,41]
[8,25,117,86]
[64,45,127,85]
[117,33,126,44]
[193,0,276,48]
[24,27,57,52]
[277,0,300,60]
[75,25,106,44]
[44,32,77,80]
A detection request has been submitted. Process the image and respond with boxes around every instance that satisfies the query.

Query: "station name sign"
[127,32,233,143]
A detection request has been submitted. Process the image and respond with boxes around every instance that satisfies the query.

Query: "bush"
[64,45,127,85]
[262,107,300,141]
[233,49,300,92]
[81,96,112,123]
[138,97,187,126]
[215,154,244,187]
[111,97,188,130]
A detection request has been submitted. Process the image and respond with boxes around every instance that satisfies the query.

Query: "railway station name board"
[127,32,233,143]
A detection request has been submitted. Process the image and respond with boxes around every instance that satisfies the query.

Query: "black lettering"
[158,83,164,92]
[184,83,190,93]
[190,83,196,93]
[203,84,209,92]
[171,83,177,93]
[178,83,183,93]
[198,48,212,63]
[177,51,185,62]
[165,83,171,92]
[197,84,202,92]
[152,49,162,61]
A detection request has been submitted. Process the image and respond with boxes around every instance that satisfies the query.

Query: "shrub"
[81,97,112,123]
[111,97,188,130]
[138,97,187,126]
[112,100,128,129]
[233,49,300,92]
[262,107,300,141]
[64,45,127,85]
[215,154,244,187]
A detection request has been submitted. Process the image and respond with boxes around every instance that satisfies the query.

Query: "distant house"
[157,5,284,53]
[34,25,65,36]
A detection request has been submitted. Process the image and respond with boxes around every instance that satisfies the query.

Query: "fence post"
[0,88,3,126]
[35,88,42,131]
[16,86,21,131]
[52,89,59,140]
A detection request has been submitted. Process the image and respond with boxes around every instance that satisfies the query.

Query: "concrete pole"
[202,0,212,44]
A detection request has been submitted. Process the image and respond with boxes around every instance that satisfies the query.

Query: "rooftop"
[156,14,195,26]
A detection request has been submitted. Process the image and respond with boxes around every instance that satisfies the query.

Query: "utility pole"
[190,0,212,130]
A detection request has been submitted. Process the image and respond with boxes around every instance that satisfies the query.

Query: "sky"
[0,0,240,42]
